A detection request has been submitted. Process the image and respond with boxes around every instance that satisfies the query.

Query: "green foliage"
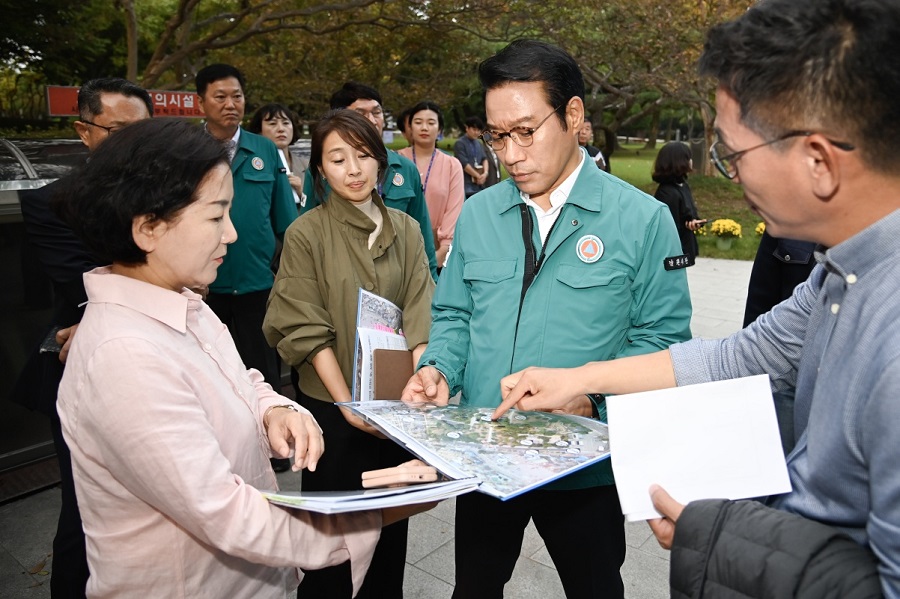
[613,144,759,260]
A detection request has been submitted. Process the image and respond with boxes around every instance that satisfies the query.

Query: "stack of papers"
[261,478,479,514]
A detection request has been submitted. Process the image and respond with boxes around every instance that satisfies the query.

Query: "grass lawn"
[612,143,761,261]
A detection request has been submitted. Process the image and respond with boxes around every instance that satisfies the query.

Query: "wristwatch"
[585,394,605,419]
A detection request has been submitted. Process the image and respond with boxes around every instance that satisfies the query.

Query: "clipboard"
[372,349,414,400]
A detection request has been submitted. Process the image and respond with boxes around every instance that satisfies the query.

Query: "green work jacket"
[301,149,438,280]
[210,128,297,295]
[419,155,692,489]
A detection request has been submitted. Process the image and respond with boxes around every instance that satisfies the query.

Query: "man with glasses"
[495,1,900,595]
[402,40,692,598]
[300,81,438,280]
[15,77,152,598]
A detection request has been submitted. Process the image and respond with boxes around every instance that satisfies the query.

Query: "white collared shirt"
[227,127,241,162]
[519,149,586,244]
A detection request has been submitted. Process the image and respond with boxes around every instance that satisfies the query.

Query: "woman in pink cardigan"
[55,118,427,598]
[398,101,464,268]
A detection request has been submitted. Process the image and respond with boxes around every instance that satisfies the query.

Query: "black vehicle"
[0,139,88,485]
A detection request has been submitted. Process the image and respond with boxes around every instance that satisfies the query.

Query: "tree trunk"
[698,100,716,177]
[643,108,660,149]
[120,0,139,82]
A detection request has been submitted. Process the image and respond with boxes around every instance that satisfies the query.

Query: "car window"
[13,140,87,179]
[0,143,29,181]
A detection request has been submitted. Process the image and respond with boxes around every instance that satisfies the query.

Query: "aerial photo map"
[348,401,611,500]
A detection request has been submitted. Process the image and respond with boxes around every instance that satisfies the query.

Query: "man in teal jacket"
[402,41,692,598]
[196,64,296,388]
[300,82,438,280]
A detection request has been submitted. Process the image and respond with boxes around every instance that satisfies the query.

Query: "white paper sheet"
[606,375,792,521]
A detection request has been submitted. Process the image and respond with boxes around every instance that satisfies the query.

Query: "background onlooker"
[398,101,464,268]
[578,119,609,172]
[652,141,705,266]
[249,102,306,208]
[453,116,489,198]
[195,64,295,391]
[743,232,817,454]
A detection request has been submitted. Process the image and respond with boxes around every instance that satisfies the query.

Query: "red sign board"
[46,86,204,118]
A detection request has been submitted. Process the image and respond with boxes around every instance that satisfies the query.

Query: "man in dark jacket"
[494,0,900,596]
[14,77,152,598]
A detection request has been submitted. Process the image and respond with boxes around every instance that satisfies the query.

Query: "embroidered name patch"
[664,255,691,270]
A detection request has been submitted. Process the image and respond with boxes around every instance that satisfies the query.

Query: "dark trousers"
[206,290,280,386]
[50,411,89,598]
[294,388,413,598]
[452,486,626,599]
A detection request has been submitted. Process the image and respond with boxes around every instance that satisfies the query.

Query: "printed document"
[607,375,792,521]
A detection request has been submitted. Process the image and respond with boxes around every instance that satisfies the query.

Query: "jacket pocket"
[555,264,627,289]
[242,170,275,183]
[463,258,517,283]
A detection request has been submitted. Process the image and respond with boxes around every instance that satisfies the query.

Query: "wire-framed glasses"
[710,130,855,179]
[481,107,562,150]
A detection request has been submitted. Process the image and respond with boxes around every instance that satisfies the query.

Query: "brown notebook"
[372,349,414,400]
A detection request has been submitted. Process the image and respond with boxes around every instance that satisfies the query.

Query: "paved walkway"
[0,258,753,598]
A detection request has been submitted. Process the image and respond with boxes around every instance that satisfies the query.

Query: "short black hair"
[396,107,411,134]
[699,0,900,174]
[652,142,693,184]
[248,103,301,144]
[58,118,230,265]
[478,40,584,132]
[195,64,246,97]
[464,116,484,130]
[407,101,444,132]
[77,78,153,120]
[310,109,388,201]
[329,81,382,110]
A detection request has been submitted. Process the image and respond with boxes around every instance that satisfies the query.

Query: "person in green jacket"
[300,82,438,281]
[402,40,692,599]
[195,64,296,391]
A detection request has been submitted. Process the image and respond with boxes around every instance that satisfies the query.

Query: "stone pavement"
[0,257,753,598]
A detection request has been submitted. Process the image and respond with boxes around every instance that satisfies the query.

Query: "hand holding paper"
[607,375,791,522]
[647,484,685,549]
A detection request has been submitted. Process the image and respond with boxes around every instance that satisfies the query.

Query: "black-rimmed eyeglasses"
[710,130,855,179]
[481,107,562,150]
[80,120,123,135]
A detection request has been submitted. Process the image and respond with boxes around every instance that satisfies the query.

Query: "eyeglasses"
[481,107,561,150]
[711,130,855,179]
[352,107,384,119]
[80,119,122,135]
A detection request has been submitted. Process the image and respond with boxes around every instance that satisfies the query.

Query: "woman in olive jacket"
[263,109,434,598]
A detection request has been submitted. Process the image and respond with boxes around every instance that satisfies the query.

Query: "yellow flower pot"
[716,237,734,251]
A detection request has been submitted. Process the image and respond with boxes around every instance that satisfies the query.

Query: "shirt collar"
[518,148,586,215]
[818,207,900,279]
[324,190,396,241]
[204,125,241,161]
[83,267,199,334]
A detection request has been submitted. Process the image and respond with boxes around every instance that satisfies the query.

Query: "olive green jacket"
[264,191,434,402]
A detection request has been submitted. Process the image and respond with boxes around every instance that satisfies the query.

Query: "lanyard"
[509,203,562,373]
[412,146,437,194]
